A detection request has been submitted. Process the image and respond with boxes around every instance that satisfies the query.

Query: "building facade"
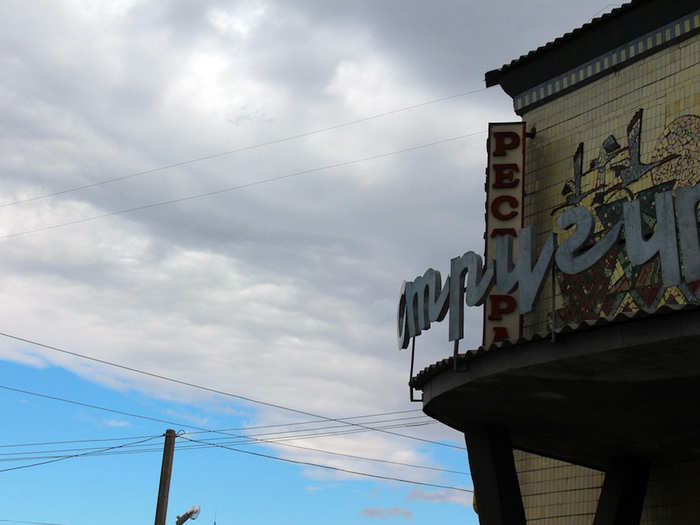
[404,2,700,524]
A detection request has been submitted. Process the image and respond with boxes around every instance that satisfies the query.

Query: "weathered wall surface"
[511,19,700,525]
[521,30,700,339]
[514,450,700,525]
[513,450,604,524]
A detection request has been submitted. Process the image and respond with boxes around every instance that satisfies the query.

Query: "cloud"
[105,419,131,428]
[0,0,489,491]
[407,488,472,506]
[361,507,413,520]
[0,339,48,369]
[0,0,615,501]
[304,484,336,493]
[164,408,210,427]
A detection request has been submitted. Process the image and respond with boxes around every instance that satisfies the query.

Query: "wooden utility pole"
[154,429,177,525]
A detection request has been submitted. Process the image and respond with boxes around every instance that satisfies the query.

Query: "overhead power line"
[0,384,469,480]
[190,419,436,445]
[0,434,161,474]
[181,436,472,493]
[0,383,440,450]
[0,409,422,449]
[0,414,433,456]
[187,439,470,475]
[0,384,470,476]
[0,382,471,479]
[0,384,201,429]
[0,383,432,443]
[180,409,423,435]
[0,332,465,450]
[0,416,432,454]
[0,385,469,475]
[0,433,468,477]
[0,87,486,208]
[0,420,436,458]
[0,431,471,491]
[184,415,429,440]
[0,132,483,241]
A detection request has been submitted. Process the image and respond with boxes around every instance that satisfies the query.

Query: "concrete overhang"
[417,308,700,470]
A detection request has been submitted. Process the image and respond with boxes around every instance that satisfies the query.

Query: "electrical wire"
[0,436,468,476]
[0,416,433,456]
[0,132,483,241]
[0,434,162,473]
[0,385,433,448]
[182,411,425,435]
[0,384,465,474]
[185,415,431,441]
[180,436,472,493]
[0,384,201,429]
[0,385,468,476]
[0,88,486,209]
[195,420,437,444]
[0,332,465,450]
[0,384,429,444]
[0,408,422,449]
[0,418,433,457]
[203,438,469,475]
[0,422,443,464]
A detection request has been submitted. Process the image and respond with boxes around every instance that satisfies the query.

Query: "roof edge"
[485,0,698,99]
[484,1,645,89]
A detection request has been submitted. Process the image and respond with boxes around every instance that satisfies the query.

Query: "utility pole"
[154,429,177,525]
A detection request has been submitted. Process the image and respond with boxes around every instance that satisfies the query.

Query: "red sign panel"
[483,122,526,347]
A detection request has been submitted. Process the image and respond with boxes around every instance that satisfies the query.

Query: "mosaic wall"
[553,109,700,326]
[513,22,700,525]
[521,30,700,339]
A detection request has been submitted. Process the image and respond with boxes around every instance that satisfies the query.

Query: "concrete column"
[465,426,526,525]
[593,457,649,525]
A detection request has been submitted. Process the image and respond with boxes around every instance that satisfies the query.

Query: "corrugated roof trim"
[410,302,698,390]
[485,1,640,86]
[511,8,700,114]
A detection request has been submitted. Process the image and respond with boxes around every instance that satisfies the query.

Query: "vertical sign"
[483,122,526,347]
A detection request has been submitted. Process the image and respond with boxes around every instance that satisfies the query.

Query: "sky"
[0,1,624,524]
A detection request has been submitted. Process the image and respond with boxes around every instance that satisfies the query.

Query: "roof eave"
[484,0,698,98]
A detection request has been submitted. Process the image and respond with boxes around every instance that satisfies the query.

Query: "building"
[400,1,700,523]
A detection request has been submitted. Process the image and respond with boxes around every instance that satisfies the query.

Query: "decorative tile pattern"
[513,9,700,114]
[521,31,700,341]
[552,111,700,326]
[511,20,700,525]
[514,450,603,524]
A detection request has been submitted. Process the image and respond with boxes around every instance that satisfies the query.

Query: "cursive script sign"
[397,181,700,349]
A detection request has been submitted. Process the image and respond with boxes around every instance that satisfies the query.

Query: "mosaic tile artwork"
[552,110,700,325]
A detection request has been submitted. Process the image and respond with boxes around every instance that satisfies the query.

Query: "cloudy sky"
[0,1,622,524]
